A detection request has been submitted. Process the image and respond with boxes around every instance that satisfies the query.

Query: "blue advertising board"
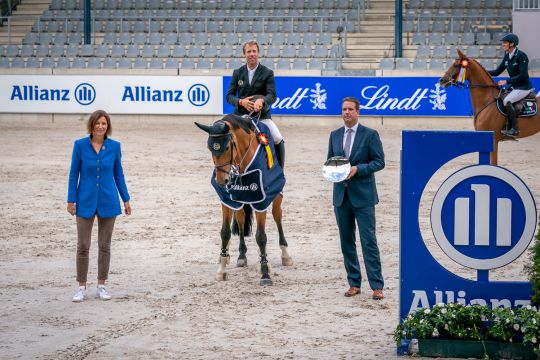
[399,131,536,322]
[223,76,540,117]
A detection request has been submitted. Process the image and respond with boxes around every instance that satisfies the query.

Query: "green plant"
[525,217,540,305]
[394,303,540,351]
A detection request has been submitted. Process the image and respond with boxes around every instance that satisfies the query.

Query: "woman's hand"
[124,202,132,215]
[67,202,76,216]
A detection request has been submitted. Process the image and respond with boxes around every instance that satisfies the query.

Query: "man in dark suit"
[327,97,385,300]
[226,40,285,169]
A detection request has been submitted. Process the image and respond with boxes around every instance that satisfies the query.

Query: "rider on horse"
[488,33,533,138]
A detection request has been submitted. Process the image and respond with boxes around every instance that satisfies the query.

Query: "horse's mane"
[222,114,255,134]
[469,57,496,84]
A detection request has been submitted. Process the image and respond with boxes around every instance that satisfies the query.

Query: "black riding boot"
[502,102,519,137]
[274,140,285,170]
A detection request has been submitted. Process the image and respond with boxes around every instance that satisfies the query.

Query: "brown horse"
[439,49,540,164]
[195,114,293,286]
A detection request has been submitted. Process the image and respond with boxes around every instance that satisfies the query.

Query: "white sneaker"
[72,286,87,302]
[96,285,111,300]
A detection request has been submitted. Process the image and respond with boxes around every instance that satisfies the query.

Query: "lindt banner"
[0,75,222,114]
[224,76,540,116]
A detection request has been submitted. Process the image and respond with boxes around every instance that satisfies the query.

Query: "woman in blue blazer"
[67,110,131,302]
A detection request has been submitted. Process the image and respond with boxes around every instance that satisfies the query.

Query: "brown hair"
[242,40,260,54]
[342,96,360,111]
[86,109,112,136]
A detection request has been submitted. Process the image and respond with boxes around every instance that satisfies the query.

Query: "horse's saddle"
[496,89,538,117]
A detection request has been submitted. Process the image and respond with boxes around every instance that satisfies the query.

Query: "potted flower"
[394,302,540,359]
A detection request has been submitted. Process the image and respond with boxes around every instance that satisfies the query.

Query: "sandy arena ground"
[0,114,538,360]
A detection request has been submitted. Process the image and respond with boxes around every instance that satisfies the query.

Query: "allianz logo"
[122,86,183,102]
[229,183,258,191]
[409,289,531,314]
[10,83,96,105]
[11,85,70,101]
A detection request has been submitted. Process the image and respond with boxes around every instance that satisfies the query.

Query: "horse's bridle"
[210,129,256,190]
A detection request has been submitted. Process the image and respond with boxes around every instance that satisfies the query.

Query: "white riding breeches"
[503,89,530,105]
[260,118,284,144]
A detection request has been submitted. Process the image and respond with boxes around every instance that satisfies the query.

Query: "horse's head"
[195,120,238,188]
[439,49,471,88]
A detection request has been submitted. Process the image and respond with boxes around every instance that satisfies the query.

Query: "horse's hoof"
[215,272,227,281]
[236,258,247,267]
[281,256,294,266]
[259,278,273,287]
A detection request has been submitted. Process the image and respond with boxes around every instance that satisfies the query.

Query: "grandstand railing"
[403,14,510,34]
[513,0,540,9]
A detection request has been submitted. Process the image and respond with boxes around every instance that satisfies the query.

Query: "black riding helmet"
[500,33,519,46]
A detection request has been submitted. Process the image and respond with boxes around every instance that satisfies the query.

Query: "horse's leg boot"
[275,140,285,170]
[502,102,519,137]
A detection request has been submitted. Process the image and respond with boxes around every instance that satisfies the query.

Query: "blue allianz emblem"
[74,83,96,105]
[431,165,537,270]
[188,84,209,106]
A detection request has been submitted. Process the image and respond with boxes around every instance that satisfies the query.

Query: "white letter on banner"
[411,89,429,109]
[409,290,430,313]
[361,85,389,109]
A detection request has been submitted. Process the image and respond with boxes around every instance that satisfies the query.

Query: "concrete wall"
[513,10,540,60]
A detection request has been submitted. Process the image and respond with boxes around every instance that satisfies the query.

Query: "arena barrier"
[1,75,539,116]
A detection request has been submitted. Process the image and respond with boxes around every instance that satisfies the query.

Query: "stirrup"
[501,128,519,138]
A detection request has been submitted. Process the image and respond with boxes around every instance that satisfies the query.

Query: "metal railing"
[513,0,540,9]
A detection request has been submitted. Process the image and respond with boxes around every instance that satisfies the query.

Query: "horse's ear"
[457,48,465,58]
[194,122,211,133]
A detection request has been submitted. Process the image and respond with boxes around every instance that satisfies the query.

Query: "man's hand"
[497,79,507,86]
[345,166,357,180]
[239,95,255,112]
[253,98,264,112]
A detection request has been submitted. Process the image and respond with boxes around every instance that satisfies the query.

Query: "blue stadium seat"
[395,58,411,70]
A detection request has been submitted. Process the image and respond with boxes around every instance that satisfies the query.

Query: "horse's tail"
[232,205,253,237]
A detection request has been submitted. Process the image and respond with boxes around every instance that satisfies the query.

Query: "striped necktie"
[344,128,353,158]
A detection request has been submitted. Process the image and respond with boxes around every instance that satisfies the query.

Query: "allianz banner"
[224,76,540,116]
[0,75,222,114]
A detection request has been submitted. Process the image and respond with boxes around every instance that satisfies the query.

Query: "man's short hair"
[242,40,260,54]
[342,97,360,111]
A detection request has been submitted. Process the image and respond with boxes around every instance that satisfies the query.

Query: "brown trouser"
[76,215,116,283]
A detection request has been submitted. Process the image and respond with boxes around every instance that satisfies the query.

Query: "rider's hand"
[239,96,255,112]
[253,98,264,112]
[497,80,507,86]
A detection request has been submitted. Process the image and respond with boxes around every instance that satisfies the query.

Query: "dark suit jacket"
[327,124,385,208]
[226,63,276,118]
[488,49,532,90]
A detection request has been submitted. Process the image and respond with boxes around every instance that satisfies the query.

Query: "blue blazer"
[327,124,385,208]
[67,136,130,218]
